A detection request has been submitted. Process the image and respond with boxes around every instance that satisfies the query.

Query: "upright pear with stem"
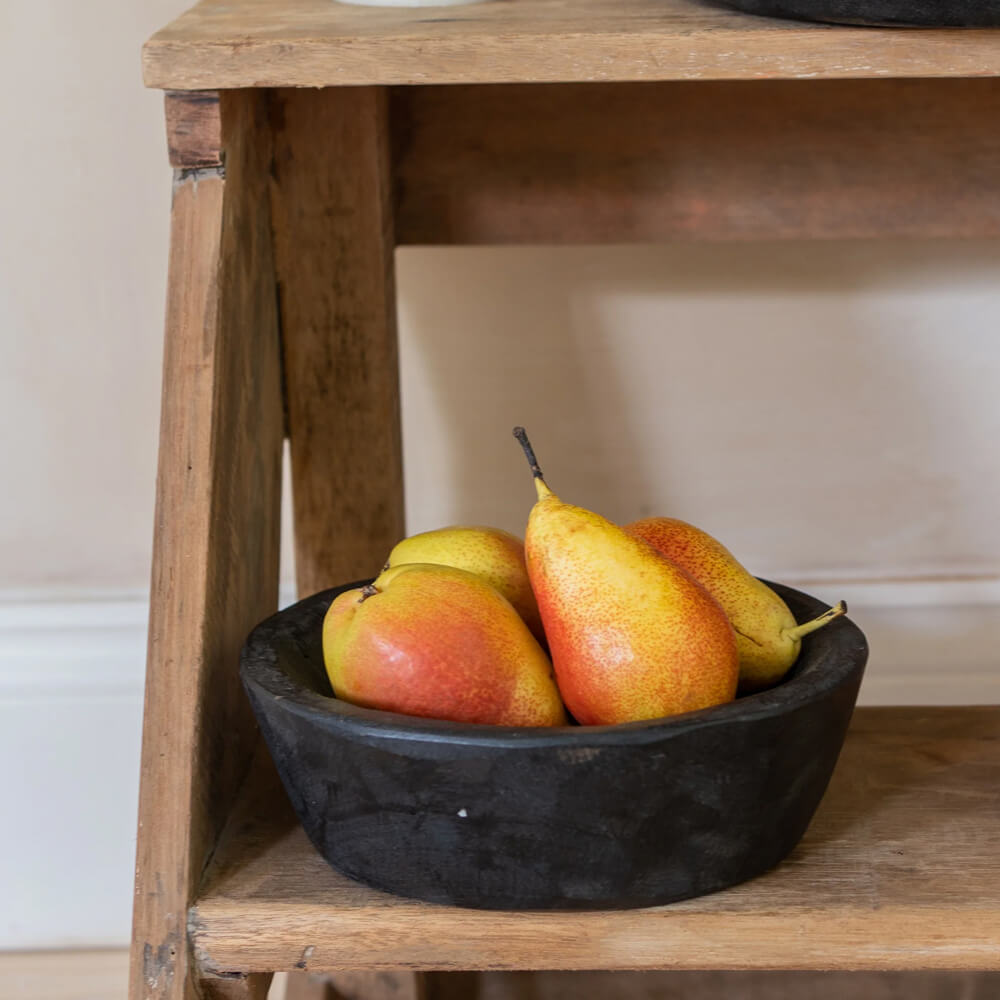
[625,517,847,691]
[513,428,738,725]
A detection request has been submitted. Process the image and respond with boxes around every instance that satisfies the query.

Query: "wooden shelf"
[143,0,1000,90]
[192,707,1000,975]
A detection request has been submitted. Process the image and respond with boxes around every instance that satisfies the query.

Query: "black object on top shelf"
[719,0,1000,26]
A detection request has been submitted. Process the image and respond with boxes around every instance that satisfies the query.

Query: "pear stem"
[358,583,378,604]
[513,427,545,481]
[783,600,848,642]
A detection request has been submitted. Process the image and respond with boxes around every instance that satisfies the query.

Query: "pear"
[624,517,846,691]
[513,428,738,726]
[385,526,544,643]
[323,563,566,727]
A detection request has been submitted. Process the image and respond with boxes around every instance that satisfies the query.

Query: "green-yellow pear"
[385,526,544,643]
[323,563,566,727]
[513,428,738,726]
[624,517,846,691]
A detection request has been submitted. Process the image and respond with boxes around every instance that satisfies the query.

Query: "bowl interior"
[242,579,868,748]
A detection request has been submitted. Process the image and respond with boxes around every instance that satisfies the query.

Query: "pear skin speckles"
[526,495,739,725]
[625,517,803,690]
[323,563,565,727]
[386,526,544,644]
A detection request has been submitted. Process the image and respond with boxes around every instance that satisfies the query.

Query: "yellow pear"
[385,526,544,643]
[514,428,738,726]
[625,517,846,691]
[323,563,566,727]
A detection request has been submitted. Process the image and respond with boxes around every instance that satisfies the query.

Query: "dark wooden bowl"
[241,581,867,910]
[717,0,1000,26]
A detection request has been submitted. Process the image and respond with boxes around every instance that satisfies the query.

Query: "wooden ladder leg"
[129,90,284,1000]
[268,83,411,1000]
[269,86,405,598]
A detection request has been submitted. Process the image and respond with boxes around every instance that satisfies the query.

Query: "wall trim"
[0,578,996,704]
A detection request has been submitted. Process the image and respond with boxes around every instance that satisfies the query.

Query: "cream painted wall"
[2,0,1000,953]
[0,0,184,592]
[397,243,1000,584]
[2,2,999,594]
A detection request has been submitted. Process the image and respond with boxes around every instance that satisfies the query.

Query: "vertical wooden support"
[269,87,405,598]
[129,90,282,1000]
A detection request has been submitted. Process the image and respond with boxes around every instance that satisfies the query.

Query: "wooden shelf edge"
[190,904,1000,974]
[142,36,1000,91]
[141,1,1000,91]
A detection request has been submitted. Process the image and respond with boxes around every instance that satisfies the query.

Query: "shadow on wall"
[396,240,1000,583]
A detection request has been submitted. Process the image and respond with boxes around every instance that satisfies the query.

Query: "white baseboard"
[0,577,996,950]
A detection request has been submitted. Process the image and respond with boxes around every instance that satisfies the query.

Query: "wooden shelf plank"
[392,79,1000,243]
[143,0,1000,90]
[192,708,1000,974]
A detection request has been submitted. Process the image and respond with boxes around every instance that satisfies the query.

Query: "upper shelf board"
[144,0,1000,90]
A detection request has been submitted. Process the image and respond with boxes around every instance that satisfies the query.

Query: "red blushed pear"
[322,563,566,727]
[624,517,847,692]
[513,428,739,726]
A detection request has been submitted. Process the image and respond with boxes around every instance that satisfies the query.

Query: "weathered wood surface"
[165,91,221,169]
[269,87,405,598]
[128,90,283,1000]
[191,708,1000,973]
[143,0,1000,90]
[392,78,1000,244]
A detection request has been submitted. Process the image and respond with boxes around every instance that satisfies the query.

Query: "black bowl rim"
[240,579,868,751]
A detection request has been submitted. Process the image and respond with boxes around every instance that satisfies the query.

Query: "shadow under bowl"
[240,580,868,910]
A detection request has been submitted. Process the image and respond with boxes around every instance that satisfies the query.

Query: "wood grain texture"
[142,0,1000,90]
[190,708,1000,973]
[269,88,404,598]
[129,90,283,1000]
[165,91,221,169]
[393,78,1000,244]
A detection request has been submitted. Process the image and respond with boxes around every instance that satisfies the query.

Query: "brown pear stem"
[783,600,848,642]
[358,583,379,604]
[513,426,545,481]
